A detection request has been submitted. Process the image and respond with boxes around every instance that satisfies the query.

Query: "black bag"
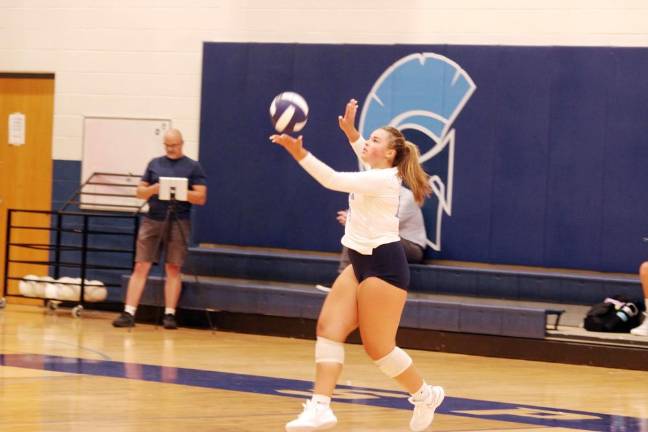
[583,296,641,332]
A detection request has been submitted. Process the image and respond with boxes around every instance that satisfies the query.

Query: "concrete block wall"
[1,0,648,163]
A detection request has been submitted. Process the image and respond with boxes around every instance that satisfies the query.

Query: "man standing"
[113,128,207,329]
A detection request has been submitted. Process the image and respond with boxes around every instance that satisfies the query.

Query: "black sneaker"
[163,313,178,330]
[112,312,135,328]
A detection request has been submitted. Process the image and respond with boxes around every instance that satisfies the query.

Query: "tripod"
[151,189,191,327]
[147,187,215,332]
[159,190,189,249]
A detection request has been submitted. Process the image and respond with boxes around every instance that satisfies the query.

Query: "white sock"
[165,307,175,315]
[124,305,136,315]
[311,394,331,406]
[411,382,430,401]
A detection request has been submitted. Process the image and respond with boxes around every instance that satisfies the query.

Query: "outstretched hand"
[269,134,308,161]
[338,99,360,142]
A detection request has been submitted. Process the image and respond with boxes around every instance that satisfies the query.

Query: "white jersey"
[298,137,401,255]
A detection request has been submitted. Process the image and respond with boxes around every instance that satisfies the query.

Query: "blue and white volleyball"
[269,91,309,133]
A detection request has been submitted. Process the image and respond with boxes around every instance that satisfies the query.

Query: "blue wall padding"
[197,43,648,273]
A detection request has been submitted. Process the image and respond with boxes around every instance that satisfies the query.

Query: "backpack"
[583,296,641,333]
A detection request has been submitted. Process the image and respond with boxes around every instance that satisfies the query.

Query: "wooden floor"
[1,304,647,432]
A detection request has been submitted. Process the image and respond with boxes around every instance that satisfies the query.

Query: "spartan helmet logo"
[359,53,476,252]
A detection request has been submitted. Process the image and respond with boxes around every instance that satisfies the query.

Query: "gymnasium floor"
[0,304,647,432]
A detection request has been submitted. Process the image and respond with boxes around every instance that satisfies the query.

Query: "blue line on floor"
[1,353,645,431]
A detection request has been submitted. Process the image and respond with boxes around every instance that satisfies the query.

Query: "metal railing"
[1,209,139,315]
[1,172,144,314]
[61,172,145,213]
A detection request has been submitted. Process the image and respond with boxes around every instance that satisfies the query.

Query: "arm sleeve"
[298,152,395,194]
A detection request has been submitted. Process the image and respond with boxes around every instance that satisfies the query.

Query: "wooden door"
[0,74,54,303]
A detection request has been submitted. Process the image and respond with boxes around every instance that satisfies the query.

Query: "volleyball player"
[270,99,444,432]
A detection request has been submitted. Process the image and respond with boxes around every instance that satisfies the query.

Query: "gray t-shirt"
[397,187,427,248]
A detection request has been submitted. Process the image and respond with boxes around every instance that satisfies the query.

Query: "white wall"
[2,0,648,162]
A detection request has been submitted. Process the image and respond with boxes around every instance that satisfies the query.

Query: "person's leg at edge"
[285,265,359,431]
[357,277,444,431]
[638,261,648,307]
[631,262,648,335]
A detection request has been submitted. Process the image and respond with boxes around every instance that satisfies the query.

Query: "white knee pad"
[315,336,345,364]
[374,347,412,378]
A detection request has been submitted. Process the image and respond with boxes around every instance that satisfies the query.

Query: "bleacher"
[122,246,648,367]
[181,245,640,305]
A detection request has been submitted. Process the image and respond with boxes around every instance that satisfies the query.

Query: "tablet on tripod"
[159,177,188,201]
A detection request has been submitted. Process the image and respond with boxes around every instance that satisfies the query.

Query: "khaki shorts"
[135,217,191,266]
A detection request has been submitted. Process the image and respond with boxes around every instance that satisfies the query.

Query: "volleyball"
[19,275,39,297]
[57,277,79,301]
[35,276,53,298]
[269,91,309,133]
[83,279,107,302]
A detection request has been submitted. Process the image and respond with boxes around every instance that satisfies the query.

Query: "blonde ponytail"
[382,127,432,205]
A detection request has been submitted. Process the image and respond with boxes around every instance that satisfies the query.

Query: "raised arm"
[338,99,366,162]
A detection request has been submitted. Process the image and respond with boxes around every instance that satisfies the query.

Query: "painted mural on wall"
[359,53,476,251]
[199,43,648,273]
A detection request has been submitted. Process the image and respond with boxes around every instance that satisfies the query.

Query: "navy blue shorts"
[348,241,410,290]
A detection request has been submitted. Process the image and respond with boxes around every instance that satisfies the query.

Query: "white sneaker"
[631,315,648,336]
[408,385,445,432]
[285,399,338,432]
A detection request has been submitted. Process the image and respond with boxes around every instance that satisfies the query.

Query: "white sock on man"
[311,394,331,407]
[411,382,431,402]
[124,305,136,316]
[165,307,175,315]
